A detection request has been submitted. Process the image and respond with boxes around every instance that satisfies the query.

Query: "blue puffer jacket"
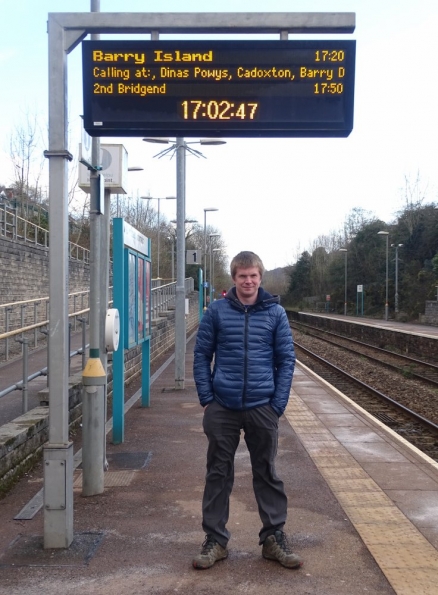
[193,287,295,416]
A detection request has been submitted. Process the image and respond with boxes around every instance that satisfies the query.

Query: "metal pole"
[80,317,87,370]
[157,198,161,279]
[344,252,348,316]
[203,210,207,310]
[385,235,389,321]
[395,247,399,313]
[394,245,401,314]
[44,11,74,549]
[99,187,111,471]
[171,235,175,283]
[212,252,215,302]
[82,0,105,498]
[68,323,72,377]
[21,338,29,413]
[175,137,186,389]
[209,243,212,306]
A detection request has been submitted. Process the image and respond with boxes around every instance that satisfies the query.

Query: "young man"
[192,251,302,570]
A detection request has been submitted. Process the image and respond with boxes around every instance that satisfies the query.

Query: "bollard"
[82,357,106,496]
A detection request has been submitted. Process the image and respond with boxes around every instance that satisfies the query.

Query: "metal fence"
[0,203,90,263]
[0,278,195,414]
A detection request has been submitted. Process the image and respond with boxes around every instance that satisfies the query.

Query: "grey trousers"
[201,400,288,548]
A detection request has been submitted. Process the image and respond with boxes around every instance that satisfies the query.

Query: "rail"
[0,203,90,263]
[0,277,195,415]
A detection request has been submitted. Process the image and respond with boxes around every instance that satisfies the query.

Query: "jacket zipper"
[243,306,249,408]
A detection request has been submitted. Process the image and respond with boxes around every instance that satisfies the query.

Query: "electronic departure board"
[82,40,355,138]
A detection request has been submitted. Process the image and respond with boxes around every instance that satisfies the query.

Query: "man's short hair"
[230,251,265,279]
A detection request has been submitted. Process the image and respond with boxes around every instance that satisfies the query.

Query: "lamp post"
[211,248,221,302]
[203,208,219,309]
[339,248,348,316]
[208,234,221,304]
[116,166,144,218]
[391,243,403,314]
[169,218,198,284]
[168,233,176,283]
[378,231,390,321]
[143,137,225,389]
[141,195,176,280]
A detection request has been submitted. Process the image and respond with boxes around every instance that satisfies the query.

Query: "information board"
[82,40,355,138]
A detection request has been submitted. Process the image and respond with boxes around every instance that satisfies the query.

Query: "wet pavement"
[0,335,397,595]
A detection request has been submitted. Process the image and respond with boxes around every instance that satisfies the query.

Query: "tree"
[8,110,46,208]
[287,251,312,303]
[397,171,428,237]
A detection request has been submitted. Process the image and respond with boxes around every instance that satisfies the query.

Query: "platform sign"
[113,218,152,443]
[187,250,202,264]
[82,40,355,138]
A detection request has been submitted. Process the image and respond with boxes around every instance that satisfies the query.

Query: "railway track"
[292,320,438,385]
[291,324,438,463]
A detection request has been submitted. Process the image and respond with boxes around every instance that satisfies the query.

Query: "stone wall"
[0,235,90,302]
[0,235,90,329]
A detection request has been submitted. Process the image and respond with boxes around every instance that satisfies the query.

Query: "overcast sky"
[1,0,438,271]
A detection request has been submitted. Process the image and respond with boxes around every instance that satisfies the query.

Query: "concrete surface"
[0,336,395,595]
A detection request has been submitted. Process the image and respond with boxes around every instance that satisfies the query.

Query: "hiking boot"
[192,535,228,569]
[262,530,303,569]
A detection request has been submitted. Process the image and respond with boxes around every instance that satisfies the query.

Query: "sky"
[1,0,438,271]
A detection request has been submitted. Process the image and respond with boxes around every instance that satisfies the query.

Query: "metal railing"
[151,278,194,318]
[0,291,91,362]
[0,278,195,416]
[0,203,90,263]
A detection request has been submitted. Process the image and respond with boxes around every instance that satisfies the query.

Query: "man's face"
[233,266,262,304]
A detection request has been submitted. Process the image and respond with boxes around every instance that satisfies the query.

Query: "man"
[192,251,302,570]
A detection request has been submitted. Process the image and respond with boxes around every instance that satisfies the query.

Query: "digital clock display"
[82,40,355,138]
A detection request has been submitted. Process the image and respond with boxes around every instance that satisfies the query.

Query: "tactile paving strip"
[319,466,371,481]
[324,477,381,493]
[285,389,438,595]
[356,522,434,546]
[311,455,360,468]
[341,505,409,525]
[382,568,438,595]
[334,490,392,507]
[73,470,137,489]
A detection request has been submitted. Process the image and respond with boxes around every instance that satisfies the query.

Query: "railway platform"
[299,310,438,339]
[0,333,438,594]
